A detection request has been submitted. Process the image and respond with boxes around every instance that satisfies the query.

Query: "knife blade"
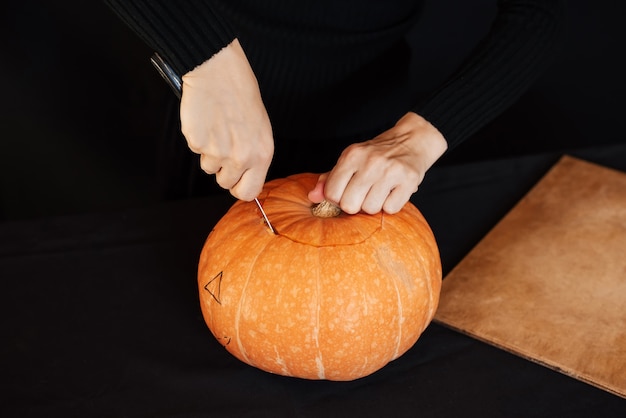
[254,198,276,234]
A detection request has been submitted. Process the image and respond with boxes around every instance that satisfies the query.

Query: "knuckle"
[216,176,240,192]
[227,157,246,172]
[199,155,219,174]
[338,144,365,164]
[323,190,342,206]
[184,134,204,155]
[364,150,387,165]
[339,200,360,215]
[180,122,197,144]
[236,190,256,202]
[231,184,259,202]
[383,189,410,214]
[383,201,402,214]
[361,203,381,215]
[199,160,213,173]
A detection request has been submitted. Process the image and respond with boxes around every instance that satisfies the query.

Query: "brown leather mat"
[434,155,626,398]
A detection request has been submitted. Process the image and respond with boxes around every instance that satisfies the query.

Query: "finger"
[323,144,366,205]
[215,162,245,191]
[307,173,328,203]
[362,165,419,214]
[323,169,353,207]
[382,184,414,214]
[229,165,268,201]
[339,185,369,214]
[361,181,392,215]
[199,154,222,175]
[335,169,380,214]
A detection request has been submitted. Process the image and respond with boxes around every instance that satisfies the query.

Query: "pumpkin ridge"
[233,238,276,367]
[370,241,405,361]
[383,209,441,337]
[199,207,269,305]
[198,203,268,337]
[424,262,436,322]
[313,248,325,379]
[386,207,439,275]
[401,212,440,322]
[377,214,439,352]
[389,252,405,360]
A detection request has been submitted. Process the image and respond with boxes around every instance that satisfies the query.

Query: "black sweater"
[105,0,564,150]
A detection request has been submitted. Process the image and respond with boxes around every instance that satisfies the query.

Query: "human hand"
[180,39,274,201]
[308,112,447,214]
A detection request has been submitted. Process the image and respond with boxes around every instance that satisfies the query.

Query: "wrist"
[182,39,255,88]
[401,112,448,171]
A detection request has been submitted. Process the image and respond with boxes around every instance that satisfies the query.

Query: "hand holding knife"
[150,53,276,234]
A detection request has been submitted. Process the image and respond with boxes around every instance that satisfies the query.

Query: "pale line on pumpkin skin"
[401,214,439,325]
[406,227,434,339]
[381,217,411,360]
[423,246,436,323]
[362,244,399,368]
[273,346,289,376]
[314,247,325,379]
[383,244,404,360]
[233,237,276,367]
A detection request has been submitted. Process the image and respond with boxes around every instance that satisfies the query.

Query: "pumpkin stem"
[311,200,342,218]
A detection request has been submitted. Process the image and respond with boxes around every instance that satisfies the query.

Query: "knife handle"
[150,52,182,99]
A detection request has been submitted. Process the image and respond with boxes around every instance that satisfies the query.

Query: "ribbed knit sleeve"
[104,0,236,76]
[414,0,565,149]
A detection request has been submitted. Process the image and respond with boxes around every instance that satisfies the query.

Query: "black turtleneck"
[104,0,564,149]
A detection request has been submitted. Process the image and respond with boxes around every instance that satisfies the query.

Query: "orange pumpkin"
[198,173,441,381]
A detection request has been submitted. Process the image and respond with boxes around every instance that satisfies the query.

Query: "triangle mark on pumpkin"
[204,271,223,305]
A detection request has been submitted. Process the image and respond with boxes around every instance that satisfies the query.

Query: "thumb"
[307,173,329,203]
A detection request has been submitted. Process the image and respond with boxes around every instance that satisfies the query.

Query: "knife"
[150,53,276,234]
[150,52,182,99]
[254,198,275,234]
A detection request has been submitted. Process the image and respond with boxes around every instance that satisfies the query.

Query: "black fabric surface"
[2,144,626,417]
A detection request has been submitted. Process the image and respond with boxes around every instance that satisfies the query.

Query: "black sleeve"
[104,0,237,76]
[413,0,566,149]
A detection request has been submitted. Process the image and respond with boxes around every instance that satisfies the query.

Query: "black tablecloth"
[2,144,625,417]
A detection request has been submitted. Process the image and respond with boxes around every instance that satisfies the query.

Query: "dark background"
[2,3,626,415]
[1,0,625,221]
